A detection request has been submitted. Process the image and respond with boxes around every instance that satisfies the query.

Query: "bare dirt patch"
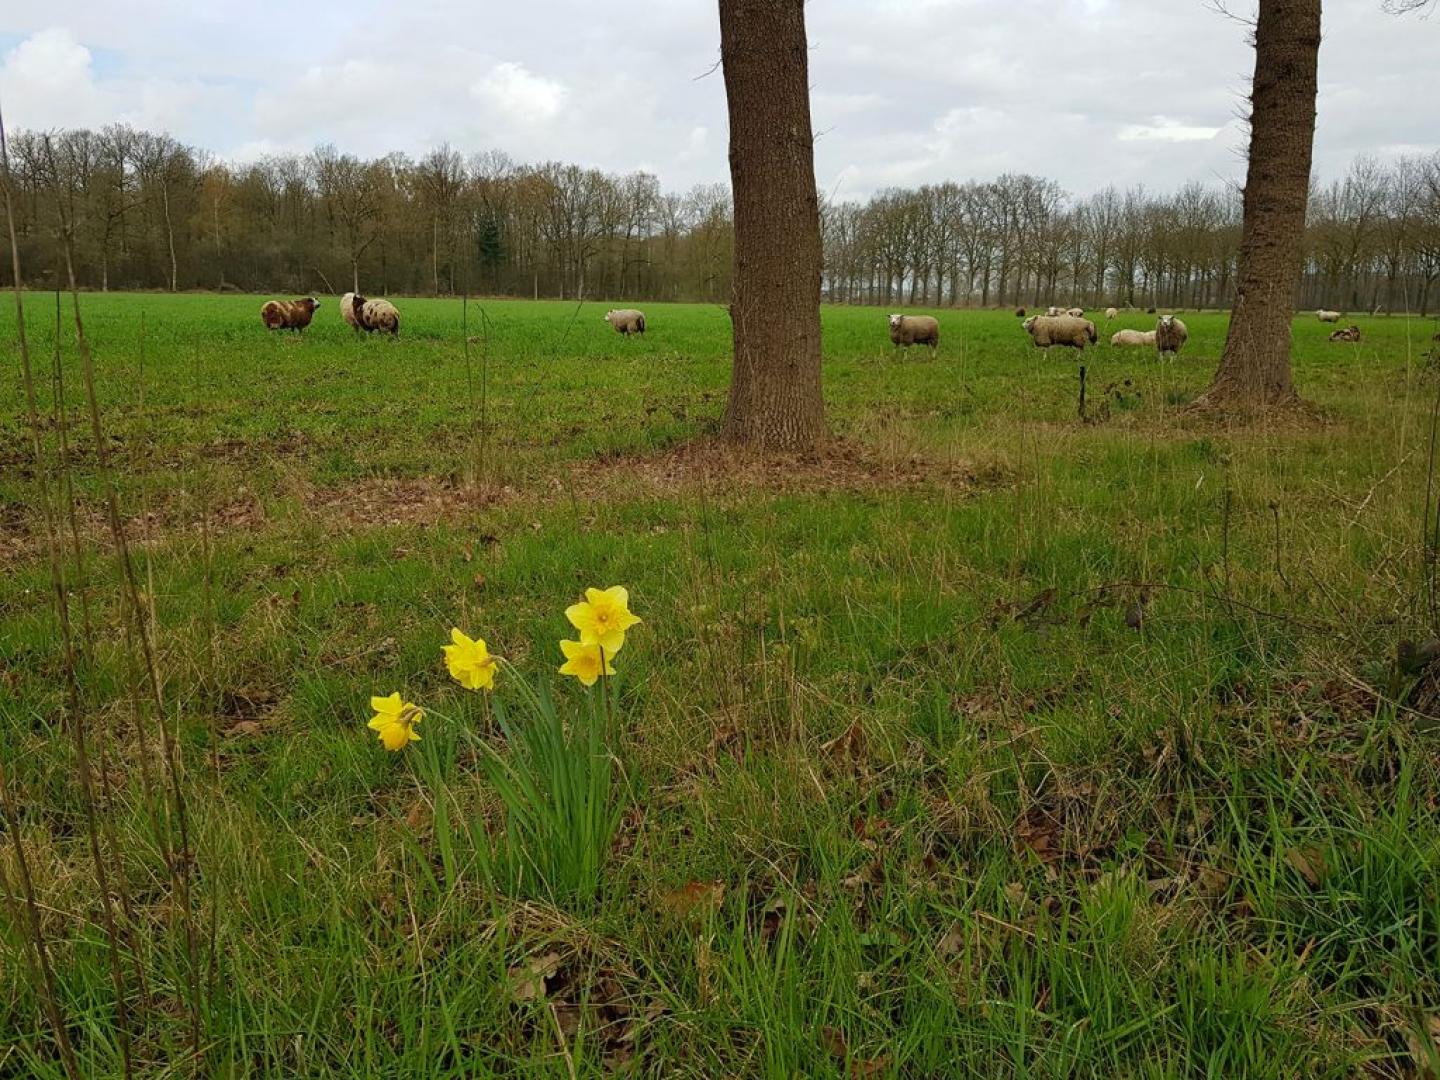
[577,435,989,497]
[302,477,514,529]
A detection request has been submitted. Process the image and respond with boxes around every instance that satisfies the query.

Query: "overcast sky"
[2,1,1435,202]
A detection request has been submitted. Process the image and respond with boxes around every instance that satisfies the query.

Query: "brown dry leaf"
[823,721,866,761]
[1402,1014,1440,1072]
[820,1026,848,1059]
[223,719,264,738]
[852,816,890,843]
[1285,846,1326,888]
[850,1057,890,1078]
[1015,811,1062,865]
[936,926,967,959]
[659,880,726,920]
[552,1002,582,1038]
[404,800,428,830]
[508,951,562,1003]
[472,573,487,589]
[842,859,884,892]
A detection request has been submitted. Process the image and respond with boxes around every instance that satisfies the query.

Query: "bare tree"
[1197,0,1321,411]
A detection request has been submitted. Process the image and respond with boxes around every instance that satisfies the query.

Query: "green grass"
[3,293,1440,1076]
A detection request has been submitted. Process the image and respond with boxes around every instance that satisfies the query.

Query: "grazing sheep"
[1155,315,1188,358]
[260,297,320,331]
[1015,307,1026,317]
[1110,328,1156,347]
[1316,309,1341,323]
[1023,314,1097,351]
[341,291,361,329]
[1146,306,1157,314]
[888,313,940,350]
[348,294,400,335]
[1066,307,1084,318]
[1045,306,1064,317]
[604,309,647,335]
[1328,325,1361,342]
[1105,307,1118,321]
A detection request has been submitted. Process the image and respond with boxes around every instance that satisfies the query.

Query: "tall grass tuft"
[469,674,621,911]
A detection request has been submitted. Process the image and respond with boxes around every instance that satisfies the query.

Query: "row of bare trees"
[3,122,1437,314]
[823,155,1440,315]
[0,128,735,302]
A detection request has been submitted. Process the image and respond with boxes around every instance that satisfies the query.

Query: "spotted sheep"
[260,297,320,331]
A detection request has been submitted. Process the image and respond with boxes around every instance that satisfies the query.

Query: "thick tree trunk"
[1198,0,1320,411]
[718,0,826,451]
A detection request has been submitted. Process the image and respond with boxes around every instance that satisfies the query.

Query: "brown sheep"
[261,297,320,331]
[1328,325,1361,342]
[1022,314,1096,351]
[1015,307,1026,317]
[1155,315,1188,358]
[349,294,400,335]
[888,313,940,350]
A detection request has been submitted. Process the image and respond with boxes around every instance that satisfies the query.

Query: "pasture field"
[3,293,1440,1077]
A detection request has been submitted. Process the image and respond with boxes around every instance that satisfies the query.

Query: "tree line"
[824,156,1440,315]
[2,123,1437,315]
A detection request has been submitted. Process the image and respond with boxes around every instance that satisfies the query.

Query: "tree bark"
[718,0,826,450]
[1197,0,1320,411]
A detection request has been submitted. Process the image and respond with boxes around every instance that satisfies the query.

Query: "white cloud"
[1118,117,1224,143]
[0,27,107,128]
[472,62,567,124]
[0,0,1435,199]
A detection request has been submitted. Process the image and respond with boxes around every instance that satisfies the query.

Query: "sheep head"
[888,314,902,329]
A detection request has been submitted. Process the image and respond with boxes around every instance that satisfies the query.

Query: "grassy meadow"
[3,292,1440,1076]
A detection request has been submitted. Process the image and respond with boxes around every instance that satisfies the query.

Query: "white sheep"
[1110,329,1156,347]
[1104,307,1118,321]
[1316,309,1341,323]
[604,309,647,335]
[1066,307,1084,318]
[888,313,940,350]
[1023,314,1097,351]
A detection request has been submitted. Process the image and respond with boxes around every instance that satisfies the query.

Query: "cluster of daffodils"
[365,585,641,751]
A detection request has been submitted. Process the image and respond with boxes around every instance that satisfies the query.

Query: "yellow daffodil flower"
[442,628,498,691]
[367,692,423,751]
[558,639,616,687]
[564,586,641,655]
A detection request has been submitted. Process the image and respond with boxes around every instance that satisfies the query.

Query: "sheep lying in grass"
[604,309,646,335]
[888,313,940,350]
[1105,307,1118,321]
[1022,314,1096,351]
[1155,315,1188,358]
[349,294,400,335]
[261,297,319,331]
[1316,309,1341,323]
[1328,325,1361,342]
[1111,328,1156,347]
